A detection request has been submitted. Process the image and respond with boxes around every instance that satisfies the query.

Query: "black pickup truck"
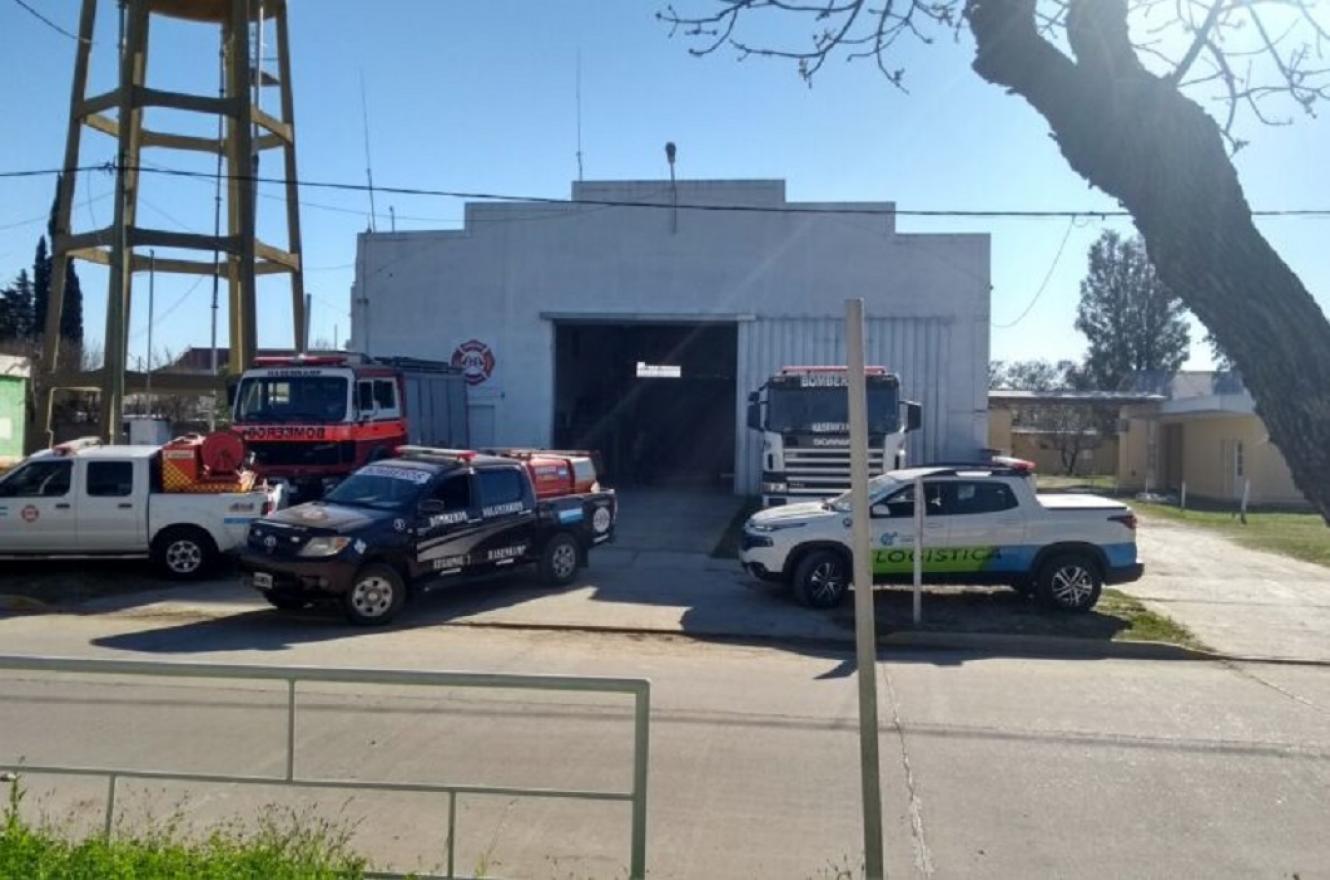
[238,451,616,624]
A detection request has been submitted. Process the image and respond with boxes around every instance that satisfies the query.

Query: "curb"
[876,629,1215,661]
[437,617,1330,667]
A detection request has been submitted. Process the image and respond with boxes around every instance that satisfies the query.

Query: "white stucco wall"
[350,179,991,492]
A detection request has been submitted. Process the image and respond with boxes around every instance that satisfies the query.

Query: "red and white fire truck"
[231,354,468,501]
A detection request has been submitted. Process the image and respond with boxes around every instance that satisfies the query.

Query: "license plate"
[251,572,273,590]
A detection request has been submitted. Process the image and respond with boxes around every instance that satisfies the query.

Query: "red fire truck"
[231,353,468,501]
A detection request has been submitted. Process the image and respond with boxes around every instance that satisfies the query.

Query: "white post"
[1240,478,1251,525]
[913,475,924,625]
[1180,481,1187,511]
[845,298,884,880]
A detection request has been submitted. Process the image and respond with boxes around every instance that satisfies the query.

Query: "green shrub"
[0,776,368,879]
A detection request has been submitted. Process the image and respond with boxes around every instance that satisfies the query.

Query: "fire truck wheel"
[152,527,218,580]
[540,533,581,587]
[343,563,406,626]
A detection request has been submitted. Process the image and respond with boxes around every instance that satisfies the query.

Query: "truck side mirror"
[747,391,759,404]
[746,400,763,431]
[904,401,923,432]
[225,382,237,408]
[418,499,446,518]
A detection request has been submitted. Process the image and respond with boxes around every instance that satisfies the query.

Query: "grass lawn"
[1134,501,1330,569]
[0,782,368,879]
[1036,474,1119,493]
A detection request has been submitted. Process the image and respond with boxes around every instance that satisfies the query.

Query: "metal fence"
[0,654,650,879]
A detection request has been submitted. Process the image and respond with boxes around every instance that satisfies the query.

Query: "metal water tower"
[41,0,306,443]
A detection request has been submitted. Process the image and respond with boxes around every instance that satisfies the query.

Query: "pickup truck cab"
[239,449,617,625]
[0,443,272,578]
[738,464,1143,611]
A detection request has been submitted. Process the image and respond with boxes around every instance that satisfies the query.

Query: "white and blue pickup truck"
[738,463,1143,611]
[0,443,273,578]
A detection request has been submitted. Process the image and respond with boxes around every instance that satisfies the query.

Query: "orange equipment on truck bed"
[160,433,259,493]
[482,448,600,499]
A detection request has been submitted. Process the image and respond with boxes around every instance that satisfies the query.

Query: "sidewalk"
[1122,515,1330,661]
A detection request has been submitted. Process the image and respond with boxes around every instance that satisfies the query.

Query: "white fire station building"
[350,179,990,493]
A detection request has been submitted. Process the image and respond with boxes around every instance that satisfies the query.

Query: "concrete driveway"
[22,487,856,647]
[1122,515,1330,661]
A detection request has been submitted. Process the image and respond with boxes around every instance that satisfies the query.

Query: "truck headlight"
[299,536,352,557]
[761,481,788,494]
[747,520,805,533]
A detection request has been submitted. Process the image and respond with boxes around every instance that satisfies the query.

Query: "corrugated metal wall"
[734,316,954,494]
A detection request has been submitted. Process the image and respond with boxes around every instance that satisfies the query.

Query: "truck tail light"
[1109,513,1137,531]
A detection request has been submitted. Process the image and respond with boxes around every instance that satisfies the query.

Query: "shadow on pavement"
[88,571,556,654]
[0,558,241,609]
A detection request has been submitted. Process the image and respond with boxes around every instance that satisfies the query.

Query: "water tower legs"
[39,0,305,446]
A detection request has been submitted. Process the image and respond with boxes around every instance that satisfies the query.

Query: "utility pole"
[846,297,885,880]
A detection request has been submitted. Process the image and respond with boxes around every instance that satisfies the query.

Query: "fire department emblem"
[451,339,495,386]
[20,505,39,524]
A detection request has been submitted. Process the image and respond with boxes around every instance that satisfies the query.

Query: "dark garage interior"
[554,322,737,487]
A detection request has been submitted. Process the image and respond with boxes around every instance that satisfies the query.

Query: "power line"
[9,0,90,44]
[5,163,1330,219]
[992,216,1077,329]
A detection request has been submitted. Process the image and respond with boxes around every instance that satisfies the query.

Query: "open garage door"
[554,321,737,488]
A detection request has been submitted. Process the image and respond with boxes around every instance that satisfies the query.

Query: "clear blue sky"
[1,0,1326,370]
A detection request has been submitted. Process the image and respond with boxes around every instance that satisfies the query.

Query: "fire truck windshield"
[234,375,350,424]
[766,385,900,434]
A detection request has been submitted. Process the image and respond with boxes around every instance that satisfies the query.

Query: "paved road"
[1,608,1328,879]
[1125,514,1330,661]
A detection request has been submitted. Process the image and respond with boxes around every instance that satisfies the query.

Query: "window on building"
[87,461,134,497]
[1235,441,1245,477]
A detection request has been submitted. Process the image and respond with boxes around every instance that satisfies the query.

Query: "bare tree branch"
[1170,0,1226,84]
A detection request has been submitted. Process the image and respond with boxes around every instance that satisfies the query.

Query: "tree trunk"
[967,0,1330,522]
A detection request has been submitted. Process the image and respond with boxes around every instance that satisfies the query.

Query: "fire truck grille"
[783,448,886,496]
[248,441,357,468]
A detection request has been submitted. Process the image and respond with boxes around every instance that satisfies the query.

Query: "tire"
[265,594,308,611]
[343,563,407,626]
[1037,553,1103,612]
[791,549,851,609]
[539,533,581,587]
[151,526,218,580]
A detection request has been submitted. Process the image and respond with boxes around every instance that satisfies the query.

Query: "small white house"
[350,179,991,493]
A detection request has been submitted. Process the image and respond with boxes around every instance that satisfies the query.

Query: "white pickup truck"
[0,443,273,578]
[738,463,1143,611]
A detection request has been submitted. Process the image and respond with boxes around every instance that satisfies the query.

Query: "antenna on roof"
[575,50,584,182]
[360,70,377,232]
